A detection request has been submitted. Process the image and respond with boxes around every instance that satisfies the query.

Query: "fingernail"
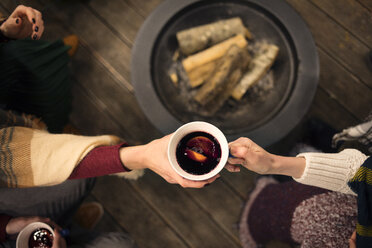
[32,18,36,23]
[16,18,19,24]
[33,34,37,40]
[35,26,39,32]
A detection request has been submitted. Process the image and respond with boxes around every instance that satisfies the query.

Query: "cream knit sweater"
[294,149,368,195]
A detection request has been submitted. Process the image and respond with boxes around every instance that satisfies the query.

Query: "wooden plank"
[70,83,138,143]
[357,0,372,10]
[286,0,372,89]
[317,48,372,121]
[184,179,243,245]
[129,171,241,248]
[38,0,133,88]
[220,168,257,200]
[80,195,125,233]
[268,86,360,156]
[126,0,164,18]
[311,0,372,48]
[0,0,15,12]
[309,87,360,131]
[86,0,144,45]
[0,2,11,15]
[70,45,161,143]
[92,176,188,248]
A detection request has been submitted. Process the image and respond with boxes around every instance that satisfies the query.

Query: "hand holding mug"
[227,137,275,174]
[120,133,218,188]
[6,216,57,239]
[12,218,66,248]
[228,137,306,178]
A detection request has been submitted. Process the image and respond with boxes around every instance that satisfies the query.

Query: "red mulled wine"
[176,131,221,175]
[28,228,53,248]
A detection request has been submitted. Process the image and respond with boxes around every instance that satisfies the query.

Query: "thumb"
[229,145,248,158]
[228,146,247,165]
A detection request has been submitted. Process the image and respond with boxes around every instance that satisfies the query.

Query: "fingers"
[225,164,240,172]
[176,174,221,188]
[349,230,356,248]
[30,217,61,230]
[206,174,220,183]
[228,145,248,161]
[33,10,44,39]
[229,137,254,147]
[25,7,43,40]
[11,5,44,40]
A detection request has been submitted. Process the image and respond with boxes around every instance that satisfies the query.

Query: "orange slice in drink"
[185,148,208,163]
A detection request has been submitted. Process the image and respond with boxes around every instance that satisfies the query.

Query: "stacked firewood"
[170,17,279,114]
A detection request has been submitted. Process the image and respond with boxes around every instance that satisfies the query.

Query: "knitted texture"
[0,127,120,187]
[291,191,357,248]
[294,149,367,194]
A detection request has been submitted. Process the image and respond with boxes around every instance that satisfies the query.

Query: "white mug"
[16,222,54,248]
[168,121,228,181]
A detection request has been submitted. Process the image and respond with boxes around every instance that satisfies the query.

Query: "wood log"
[182,34,248,74]
[194,45,250,113]
[204,69,243,115]
[231,43,279,100]
[176,17,252,55]
[187,60,216,88]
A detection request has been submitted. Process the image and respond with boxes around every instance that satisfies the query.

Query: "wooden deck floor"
[1,0,371,247]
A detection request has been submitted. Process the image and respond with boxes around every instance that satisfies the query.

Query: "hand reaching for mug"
[120,134,219,188]
[226,137,275,174]
[227,137,306,178]
[6,216,66,247]
[0,5,44,40]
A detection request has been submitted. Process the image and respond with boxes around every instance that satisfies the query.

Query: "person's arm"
[68,143,130,179]
[293,149,367,194]
[70,134,218,188]
[226,137,306,177]
[228,137,368,194]
[0,126,217,188]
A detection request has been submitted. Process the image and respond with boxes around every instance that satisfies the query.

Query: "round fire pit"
[132,0,319,147]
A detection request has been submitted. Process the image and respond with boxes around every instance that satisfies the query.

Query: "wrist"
[119,146,147,170]
[271,154,306,178]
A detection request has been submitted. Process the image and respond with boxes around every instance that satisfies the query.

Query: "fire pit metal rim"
[131,0,319,147]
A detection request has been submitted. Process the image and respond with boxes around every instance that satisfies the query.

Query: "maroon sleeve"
[0,215,12,242]
[68,143,131,180]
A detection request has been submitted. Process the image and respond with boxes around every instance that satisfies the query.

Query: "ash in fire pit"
[168,21,278,117]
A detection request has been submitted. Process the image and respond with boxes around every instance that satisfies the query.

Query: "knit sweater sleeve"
[293,149,368,195]
[68,143,130,179]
